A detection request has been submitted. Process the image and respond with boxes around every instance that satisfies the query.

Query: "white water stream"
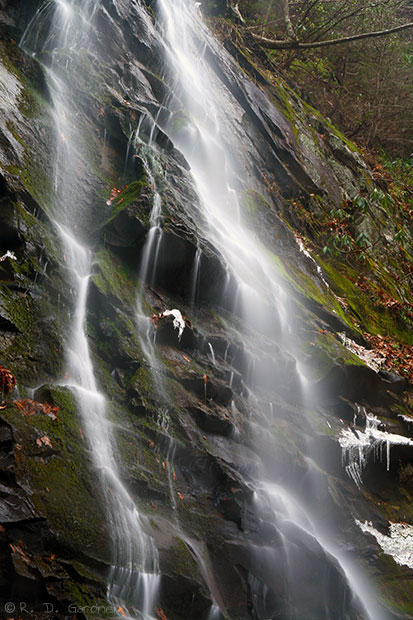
[153,1,388,618]
[21,1,160,617]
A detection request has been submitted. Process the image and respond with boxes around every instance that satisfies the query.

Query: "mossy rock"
[1,386,110,563]
[318,258,412,344]
[92,247,139,309]
[303,329,365,382]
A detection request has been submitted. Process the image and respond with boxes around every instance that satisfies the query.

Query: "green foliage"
[238,0,413,156]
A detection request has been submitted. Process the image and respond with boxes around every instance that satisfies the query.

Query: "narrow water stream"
[21,1,160,617]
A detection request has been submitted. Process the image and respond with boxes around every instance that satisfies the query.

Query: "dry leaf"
[36,436,53,449]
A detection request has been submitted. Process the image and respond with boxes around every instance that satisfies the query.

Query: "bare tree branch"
[250,21,413,50]
[282,0,298,41]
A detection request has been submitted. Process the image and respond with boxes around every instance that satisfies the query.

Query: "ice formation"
[357,520,413,570]
[339,408,413,486]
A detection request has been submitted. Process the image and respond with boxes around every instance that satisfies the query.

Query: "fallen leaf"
[9,543,31,564]
[14,399,59,420]
[117,607,126,617]
[177,492,184,501]
[36,436,53,449]
[0,524,5,533]
[203,374,207,384]
[156,607,168,620]
[0,365,16,394]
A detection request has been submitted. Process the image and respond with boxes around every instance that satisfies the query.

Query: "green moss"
[303,329,364,382]
[104,176,149,225]
[169,537,200,578]
[2,386,109,561]
[374,555,413,616]
[92,248,138,308]
[318,258,412,343]
[128,365,155,405]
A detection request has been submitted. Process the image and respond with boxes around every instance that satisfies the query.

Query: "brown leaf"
[36,436,53,449]
[9,543,31,564]
[0,365,16,394]
[156,608,169,620]
[14,399,59,420]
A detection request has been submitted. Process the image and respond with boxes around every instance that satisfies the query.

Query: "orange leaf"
[203,374,207,384]
[117,607,126,617]
[177,492,184,501]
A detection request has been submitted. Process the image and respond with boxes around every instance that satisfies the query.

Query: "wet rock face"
[0,1,412,619]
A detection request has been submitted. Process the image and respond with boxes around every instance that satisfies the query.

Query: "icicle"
[339,410,413,485]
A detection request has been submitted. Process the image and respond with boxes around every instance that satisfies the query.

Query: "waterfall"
[20,1,160,617]
[13,0,396,617]
[153,1,387,618]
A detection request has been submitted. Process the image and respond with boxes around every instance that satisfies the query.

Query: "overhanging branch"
[250,21,413,50]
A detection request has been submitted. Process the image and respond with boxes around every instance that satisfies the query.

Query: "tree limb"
[229,2,245,23]
[251,21,413,50]
[282,0,298,41]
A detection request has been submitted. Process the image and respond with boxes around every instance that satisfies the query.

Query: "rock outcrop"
[0,0,412,619]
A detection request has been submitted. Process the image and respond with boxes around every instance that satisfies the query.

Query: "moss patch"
[2,386,109,562]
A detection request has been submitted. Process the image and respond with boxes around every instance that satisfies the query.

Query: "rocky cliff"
[0,1,412,619]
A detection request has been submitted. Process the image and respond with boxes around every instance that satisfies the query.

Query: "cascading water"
[148,1,389,618]
[20,1,160,617]
[12,0,401,617]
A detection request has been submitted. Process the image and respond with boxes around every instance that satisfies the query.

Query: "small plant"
[399,463,413,488]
